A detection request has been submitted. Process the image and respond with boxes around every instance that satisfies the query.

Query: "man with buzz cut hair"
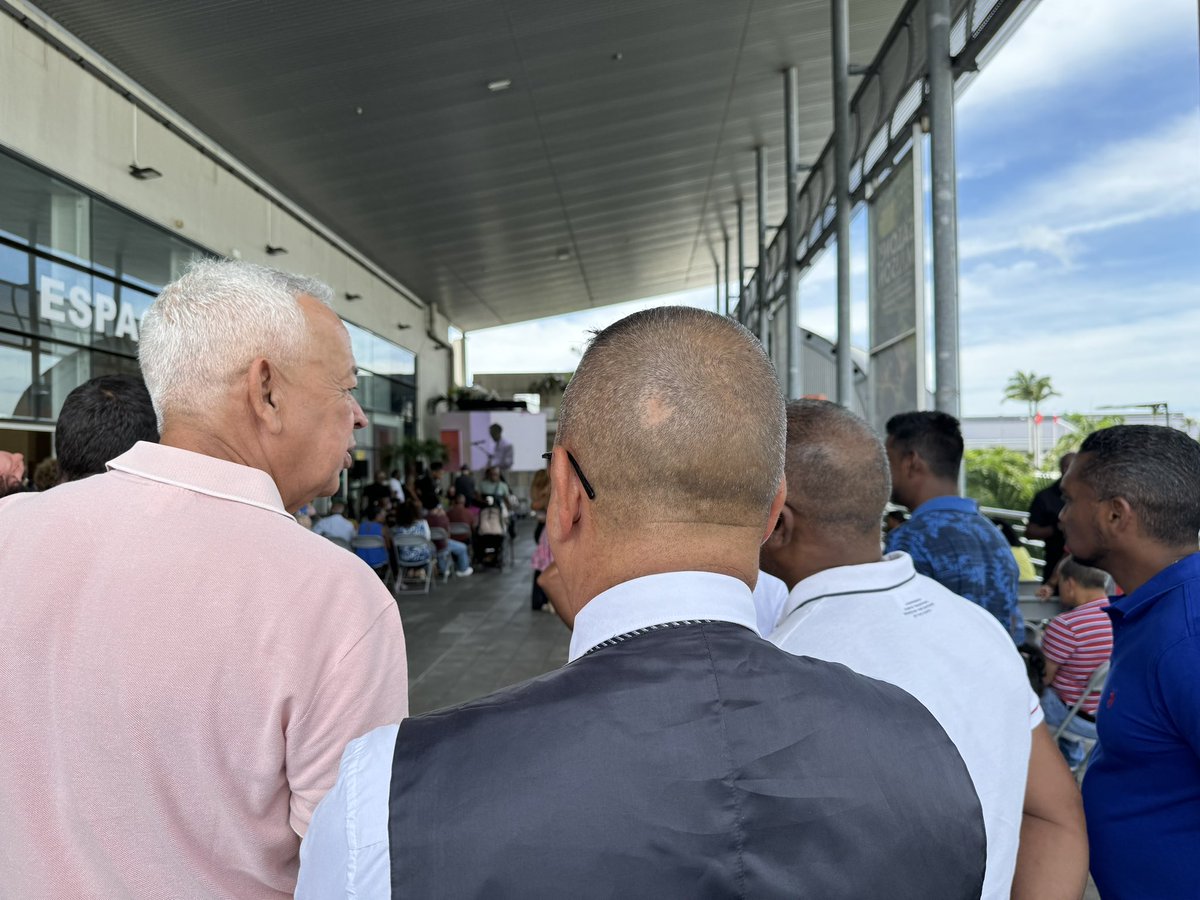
[298,306,987,899]
[885,410,1024,641]
[1061,425,1200,900]
[0,259,407,898]
[762,400,1087,900]
[55,373,160,482]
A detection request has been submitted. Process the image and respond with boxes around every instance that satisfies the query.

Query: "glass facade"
[0,148,417,474]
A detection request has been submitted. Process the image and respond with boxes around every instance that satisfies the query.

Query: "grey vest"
[389,622,985,898]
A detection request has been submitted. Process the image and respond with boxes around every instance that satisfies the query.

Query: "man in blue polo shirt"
[1060,425,1200,900]
[884,411,1024,641]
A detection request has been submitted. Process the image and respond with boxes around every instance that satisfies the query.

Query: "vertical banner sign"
[868,141,927,430]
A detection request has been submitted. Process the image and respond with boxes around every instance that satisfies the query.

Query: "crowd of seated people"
[305,461,492,585]
[4,259,1199,900]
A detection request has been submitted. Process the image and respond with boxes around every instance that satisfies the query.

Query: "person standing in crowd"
[1039,556,1113,768]
[1027,453,1076,585]
[55,373,159,482]
[388,468,406,504]
[0,260,407,898]
[297,306,987,899]
[530,466,551,544]
[761,400,1087,900]
[32,457,60,491]
[0,450,24,496]
[885,411,1025,641]
[313,499,357,543]
[483,421,514,476]
[1061,425,1200,899]
[883,508,907,534]
[453,463,477,506]
[416,459,444,510]
[995,519,1039,581]
[362,468,392,507]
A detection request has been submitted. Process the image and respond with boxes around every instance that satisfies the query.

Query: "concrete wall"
[0,11,451,433]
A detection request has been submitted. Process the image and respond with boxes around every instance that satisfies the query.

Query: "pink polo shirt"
[0,442,408,899]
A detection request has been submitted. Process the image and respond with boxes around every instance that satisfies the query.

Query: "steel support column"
[723,231,731,317]
[831,0,853,407]
[755,145,769,348]
[927,0,960,416]
[714,259,721,313]
[783,66,801,399]
[736,198,746,325]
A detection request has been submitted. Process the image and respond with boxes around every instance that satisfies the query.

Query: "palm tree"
[1048,413,1125,461]
[1003,371,1059,466]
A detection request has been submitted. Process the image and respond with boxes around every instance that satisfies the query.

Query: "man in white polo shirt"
[761,399,1088,900]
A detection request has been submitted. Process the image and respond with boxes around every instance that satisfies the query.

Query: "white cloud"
[960,296,1200,418]
[465,286,715,377]
[959,0,1197,119]
[959,114,1200,265]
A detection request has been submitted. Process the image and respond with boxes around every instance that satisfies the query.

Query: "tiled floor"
[397,520,569,715]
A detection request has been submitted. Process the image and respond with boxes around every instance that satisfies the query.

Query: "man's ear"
[904,450,926,479]
[1107,496,1135,537]
[546,448,584,546]
[247,357,284,434]
[762,478,789,546]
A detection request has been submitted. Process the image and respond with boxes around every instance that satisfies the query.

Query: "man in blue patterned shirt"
[884,411,1024,642]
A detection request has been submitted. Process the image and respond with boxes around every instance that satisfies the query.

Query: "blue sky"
[467,0,1200,420]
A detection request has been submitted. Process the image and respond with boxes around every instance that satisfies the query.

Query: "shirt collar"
[568,571,759,662]
[107,441,292,520]
[911,495,978,517]
[1108,552,1200,621]
[781,552,917,620]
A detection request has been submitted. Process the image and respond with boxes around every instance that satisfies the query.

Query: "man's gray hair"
[139,258,333,428]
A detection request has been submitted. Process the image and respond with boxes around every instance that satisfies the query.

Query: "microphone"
[471,440,488,446]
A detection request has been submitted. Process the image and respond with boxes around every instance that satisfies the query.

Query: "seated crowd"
[0,259,1197,900]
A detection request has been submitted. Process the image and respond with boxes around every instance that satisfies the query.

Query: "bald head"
[556,306,784,532]
[784,400,891,538]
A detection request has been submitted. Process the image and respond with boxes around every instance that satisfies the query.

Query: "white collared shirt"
[568,570,760,660]
[768,552,1041,900]
[298,569,760,898]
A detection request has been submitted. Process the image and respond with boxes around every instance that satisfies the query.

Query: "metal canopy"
[23,0,906,331]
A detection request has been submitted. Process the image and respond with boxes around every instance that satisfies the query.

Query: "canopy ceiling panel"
[29,0,904,329]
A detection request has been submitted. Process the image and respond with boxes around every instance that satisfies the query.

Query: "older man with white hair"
[0,259,407,899]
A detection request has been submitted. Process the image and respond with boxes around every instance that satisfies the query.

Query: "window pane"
[0,340,33,418]
[91,199,205,291]
[0,151,91,265]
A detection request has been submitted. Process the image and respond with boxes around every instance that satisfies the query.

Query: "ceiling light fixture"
[128,164,163,180]
[265,245,288,256]
[555,247,571,262]
[345,292,362,301]
[611,52,623,61]
[487,78,513,92]
[397,323,412,330]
